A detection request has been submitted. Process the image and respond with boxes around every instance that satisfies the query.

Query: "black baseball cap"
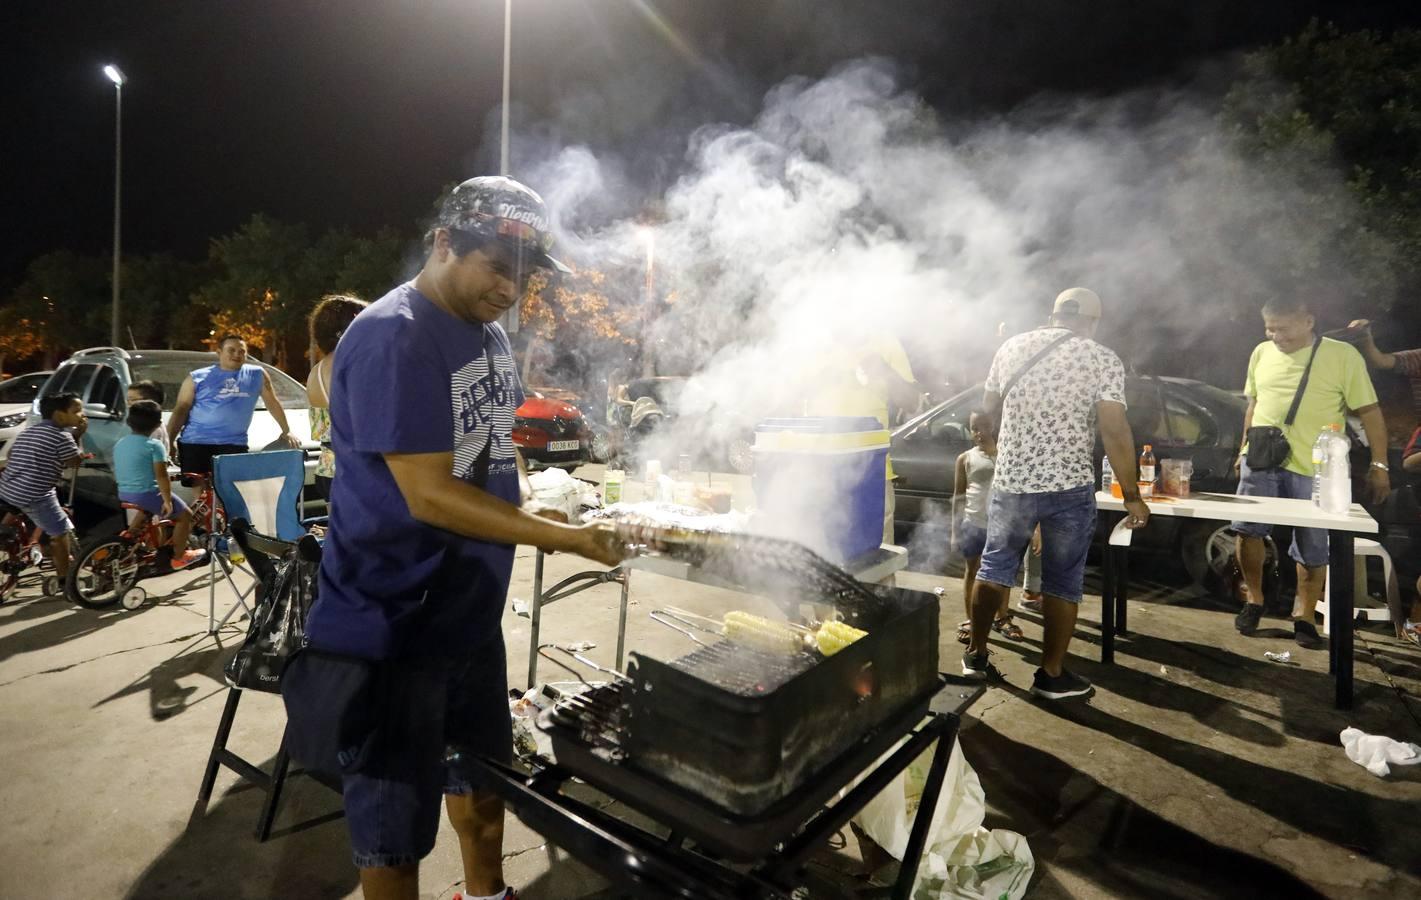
[436,176,571,273]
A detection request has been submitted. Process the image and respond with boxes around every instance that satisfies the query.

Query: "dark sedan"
[891,376,1248,585]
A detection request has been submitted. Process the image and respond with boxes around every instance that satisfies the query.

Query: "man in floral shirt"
[962,288,1149,699]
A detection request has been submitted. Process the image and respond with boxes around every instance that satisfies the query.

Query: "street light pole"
[104,65,126,348]
[500,0,512,177]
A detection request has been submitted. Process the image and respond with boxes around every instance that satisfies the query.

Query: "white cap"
[1052,287,1102,319]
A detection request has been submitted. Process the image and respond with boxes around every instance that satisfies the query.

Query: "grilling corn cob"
[722,611,803,654]
[815,620,867,657]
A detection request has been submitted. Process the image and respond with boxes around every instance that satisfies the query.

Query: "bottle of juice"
[1138,444,1157,485]
[603,469,624,505]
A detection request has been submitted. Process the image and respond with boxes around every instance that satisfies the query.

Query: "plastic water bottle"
[1312,424,1351,514]
[1101,457,1114,494]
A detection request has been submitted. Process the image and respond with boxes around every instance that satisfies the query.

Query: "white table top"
[624,543,909,592]
[1095,491,1378,535]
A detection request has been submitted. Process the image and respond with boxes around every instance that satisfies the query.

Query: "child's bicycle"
[0,464,85,603]
[66,472,226,610]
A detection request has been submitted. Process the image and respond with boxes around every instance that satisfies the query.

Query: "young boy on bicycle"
[0,392,87,582]
[114,400,204,571]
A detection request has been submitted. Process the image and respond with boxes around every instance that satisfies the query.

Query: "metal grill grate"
[668,639,816,695]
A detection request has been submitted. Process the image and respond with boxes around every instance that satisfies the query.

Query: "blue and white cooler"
[751,416,890,565]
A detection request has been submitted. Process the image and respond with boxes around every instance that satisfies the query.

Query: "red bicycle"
[0,467,83,603]
[66,472,227,610]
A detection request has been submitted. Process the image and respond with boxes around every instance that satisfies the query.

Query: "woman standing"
[306,294,369,502]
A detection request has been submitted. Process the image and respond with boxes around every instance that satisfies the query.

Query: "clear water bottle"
[1312,424,1351,514]
[1101,456,1114,494]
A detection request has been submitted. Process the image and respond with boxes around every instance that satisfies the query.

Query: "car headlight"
[0,413,26,429]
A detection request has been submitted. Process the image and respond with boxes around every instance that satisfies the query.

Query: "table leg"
[528,549,546,690]
[1329,532,1355,710]
[1115,537,1129,636]
[615,566,630,672]
[1100,512,1116,666]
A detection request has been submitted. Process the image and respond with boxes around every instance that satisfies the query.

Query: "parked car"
[514,391,594,471]
[0,371,53,464]
[15,347,317,509]
[890,376,1249,586]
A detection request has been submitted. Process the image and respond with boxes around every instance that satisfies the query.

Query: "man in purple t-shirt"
[286,177,625,900]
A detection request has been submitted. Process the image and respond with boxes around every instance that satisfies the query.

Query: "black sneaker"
[961,650,1000,680]
[1235,603,1264,635]
[1031,668,1093,700]
[1293,619,1324,650]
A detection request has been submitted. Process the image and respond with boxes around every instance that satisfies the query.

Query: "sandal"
[1398,621,1421,648]
[993,616,1024,640]
[956,620,972,644]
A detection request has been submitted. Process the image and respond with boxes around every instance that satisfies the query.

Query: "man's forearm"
[1100,421,1141,499]
[167,408,190,445]
[406,473,582,551]
[1358,407,1389,465]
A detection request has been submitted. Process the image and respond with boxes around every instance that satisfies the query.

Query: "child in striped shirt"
[0,392,87,581]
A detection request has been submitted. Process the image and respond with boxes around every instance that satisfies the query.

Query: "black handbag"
[1245,336,1320,471]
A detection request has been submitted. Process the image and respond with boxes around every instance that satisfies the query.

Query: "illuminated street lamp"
[103,64,126,347]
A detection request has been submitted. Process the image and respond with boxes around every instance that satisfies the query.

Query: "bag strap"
[1000,331,1076,402]
[1283,336,1322,426]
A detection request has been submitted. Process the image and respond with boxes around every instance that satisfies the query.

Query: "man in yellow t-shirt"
[801,333,918,544]
[1233,297,1390,650]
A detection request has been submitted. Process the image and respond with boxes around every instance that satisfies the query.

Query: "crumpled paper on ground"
[1340,727,1421,777]
[851,739,1034,899]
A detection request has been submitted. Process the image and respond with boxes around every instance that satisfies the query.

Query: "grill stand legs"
[472,709,962,899]
[525,549,630,689]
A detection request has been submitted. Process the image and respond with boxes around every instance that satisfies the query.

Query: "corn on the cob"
[814,620,867,656]
[723,611,802,654]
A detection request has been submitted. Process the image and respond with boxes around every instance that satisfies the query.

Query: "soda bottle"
[1101,456,1114,494]
[1138,445,1156,485]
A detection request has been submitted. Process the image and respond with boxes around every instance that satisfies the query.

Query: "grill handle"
[536,643,629,686]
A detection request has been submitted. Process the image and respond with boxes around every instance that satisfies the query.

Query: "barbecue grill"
[461,529,980,898]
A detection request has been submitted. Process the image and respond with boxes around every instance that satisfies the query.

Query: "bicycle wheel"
[67,536,142,609]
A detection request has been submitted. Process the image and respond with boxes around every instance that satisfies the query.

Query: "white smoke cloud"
[512,57,1383,556]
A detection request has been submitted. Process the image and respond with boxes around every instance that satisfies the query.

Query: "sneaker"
[454,890,518,900]
[168,549,208,571]
[1031,668,1093,700]
[1019,592,1044,613]
[961,649,1001,680]
[1293,619,1324,650]
[1234,603,1264,635]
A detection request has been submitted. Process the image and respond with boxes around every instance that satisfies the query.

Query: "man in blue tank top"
[165,335,302,474]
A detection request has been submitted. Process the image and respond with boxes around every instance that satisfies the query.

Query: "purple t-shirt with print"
[306,283,524,660]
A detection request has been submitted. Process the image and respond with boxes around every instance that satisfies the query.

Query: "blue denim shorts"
[7,489,73,538]
[977,484,1096,604]
[1231,460,1328,568]
[957,520,988,559]
[340,637,513,869]
[118,489,190,519]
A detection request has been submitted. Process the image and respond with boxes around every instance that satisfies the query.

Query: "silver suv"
[13,347,318,508]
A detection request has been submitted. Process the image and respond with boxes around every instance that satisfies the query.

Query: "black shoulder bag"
[1245,336,1321,471]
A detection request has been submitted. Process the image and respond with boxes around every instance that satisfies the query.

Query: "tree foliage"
[1224,20,1421,324]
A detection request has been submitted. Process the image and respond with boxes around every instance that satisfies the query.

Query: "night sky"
[5,0,1419,294]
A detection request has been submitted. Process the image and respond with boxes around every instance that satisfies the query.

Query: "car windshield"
[129,359,308,411]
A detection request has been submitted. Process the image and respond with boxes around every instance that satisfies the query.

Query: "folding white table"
[1094,491,1378,709]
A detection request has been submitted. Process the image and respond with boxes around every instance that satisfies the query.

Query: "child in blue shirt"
[113,400,203,571]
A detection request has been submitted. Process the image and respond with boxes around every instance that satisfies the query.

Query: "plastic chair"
[1321,538,1401,635]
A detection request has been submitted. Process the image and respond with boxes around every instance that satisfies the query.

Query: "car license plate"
[547,440,580,452]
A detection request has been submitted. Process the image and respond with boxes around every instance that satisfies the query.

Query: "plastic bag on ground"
[527,468,584,522]
[851,739,1034,899]
[1340,727,1421,777]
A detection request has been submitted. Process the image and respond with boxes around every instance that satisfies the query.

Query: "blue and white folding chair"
[207,450,317,634]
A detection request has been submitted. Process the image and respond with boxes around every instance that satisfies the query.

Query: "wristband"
[1370,461,1389,472]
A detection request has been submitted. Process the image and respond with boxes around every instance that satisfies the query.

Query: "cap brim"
[540,252,572,274]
